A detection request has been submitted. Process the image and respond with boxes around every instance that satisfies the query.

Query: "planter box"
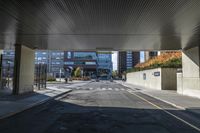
[126,68,177,90]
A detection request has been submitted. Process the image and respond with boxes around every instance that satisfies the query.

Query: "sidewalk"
[117,81,200,114]
[0,87,72,120]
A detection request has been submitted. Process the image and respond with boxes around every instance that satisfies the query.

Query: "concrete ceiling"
[0,0,200,51]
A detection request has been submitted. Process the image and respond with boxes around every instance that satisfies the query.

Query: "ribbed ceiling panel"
[0,0,199,50]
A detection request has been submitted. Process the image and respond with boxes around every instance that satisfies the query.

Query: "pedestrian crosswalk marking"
[74,87,126,91]
[115,88,119,91]
[97,88,101,90]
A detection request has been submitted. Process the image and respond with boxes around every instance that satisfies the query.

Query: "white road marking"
[115,88,119,91]
[108,88,112,90]
[127,91,200,132]
[97,88,101,90]
[102,88,106,90]
[121,88,125,91]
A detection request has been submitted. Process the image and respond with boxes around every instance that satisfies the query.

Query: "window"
[74,52,96,60]
[64,61,74,65]
[85,62,96,65]
[67,52,71,59]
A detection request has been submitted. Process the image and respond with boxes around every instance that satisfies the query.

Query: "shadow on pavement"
[0,98,200,133]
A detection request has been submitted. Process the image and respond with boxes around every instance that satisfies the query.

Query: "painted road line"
[102,88,106,90]
[115,88,119,91]
[108,88,112,90]
[128,91,200,132]
[96,88,100,90]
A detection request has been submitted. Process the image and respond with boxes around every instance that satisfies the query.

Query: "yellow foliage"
[135,51,182,69]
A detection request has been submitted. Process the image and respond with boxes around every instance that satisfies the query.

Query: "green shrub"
[47,76,56,82]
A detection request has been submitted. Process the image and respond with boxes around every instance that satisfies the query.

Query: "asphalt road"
[0,81,200,133]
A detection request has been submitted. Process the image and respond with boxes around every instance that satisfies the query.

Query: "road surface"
[0,81,200,133]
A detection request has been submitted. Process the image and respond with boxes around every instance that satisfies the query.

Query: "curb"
[0,89,72,120]
[141,91,186,110]
[121,82,186,110]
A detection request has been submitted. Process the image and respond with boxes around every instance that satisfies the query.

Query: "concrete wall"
[126,68,177,90]
[161,68,177,90]
[177,47,200,98]
[18,45,35,94]
[177,72,183,94]
[13,45,35,94]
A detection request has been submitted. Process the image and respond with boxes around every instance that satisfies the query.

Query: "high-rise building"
[118,51,140,75]
[2,50,15,78]
[144,51,158,61]
[35,51,64,78]
[2,50,113,79]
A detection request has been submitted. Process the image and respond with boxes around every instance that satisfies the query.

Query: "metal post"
[38,64,41,90]
[60,68,61,82]
[13,44,21,95]
[0,53,3,89]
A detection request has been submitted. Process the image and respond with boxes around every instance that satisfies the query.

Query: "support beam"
[177,46,200,98]
[13,44,35,95]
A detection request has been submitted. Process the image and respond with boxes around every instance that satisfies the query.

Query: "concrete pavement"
[0,86,72,120]
[1,81,200,133]
[0,80,91,119]
[118,81,200,114]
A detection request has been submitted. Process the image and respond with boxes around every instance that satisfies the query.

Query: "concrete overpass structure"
[0,0,199,96]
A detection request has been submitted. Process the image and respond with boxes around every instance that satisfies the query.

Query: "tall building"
[118,51,140,75]
[144,51,158,61]
[2,50,15,78]
[63,51,97,77]
[97,51,112,79]
[118,51,127,74]
[35,51,64,78]
[2,50,113,79]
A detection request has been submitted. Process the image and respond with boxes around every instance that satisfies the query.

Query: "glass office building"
[97,51,112,79]
[1,50,113,79]
[35,51,64,78]
[64,51,97,77]
[2,50,15,78]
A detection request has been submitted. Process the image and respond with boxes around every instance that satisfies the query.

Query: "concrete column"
[179,46,200,98]
[13,44,35,95]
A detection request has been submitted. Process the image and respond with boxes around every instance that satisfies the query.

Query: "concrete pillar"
[13,44,35,95]
[178,46,200,98]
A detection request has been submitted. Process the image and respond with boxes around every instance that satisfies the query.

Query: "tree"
[112,70,118,78]
[74,67,81,77]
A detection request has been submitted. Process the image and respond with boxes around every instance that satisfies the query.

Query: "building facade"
[118,51,140,75]
[97,51,113,79]
[63,51,97,78]
[144,51,158,61]
[2,50,113,79]
[35,51,64,78]
[2,50,15,78]
[63,51,113,79]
